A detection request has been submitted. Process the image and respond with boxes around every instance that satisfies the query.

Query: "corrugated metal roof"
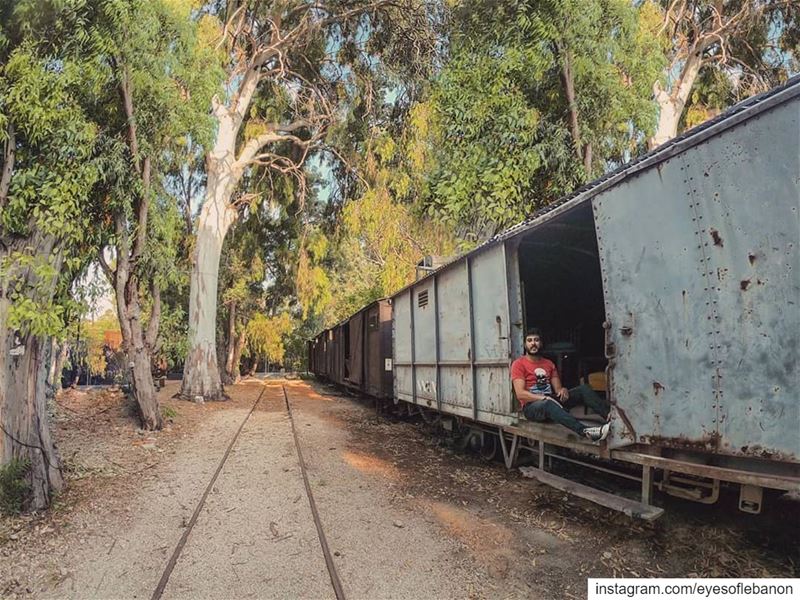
[390,74,800,298]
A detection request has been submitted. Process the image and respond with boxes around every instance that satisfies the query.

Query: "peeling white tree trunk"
[649,54,703,149]
[180,115,240,400]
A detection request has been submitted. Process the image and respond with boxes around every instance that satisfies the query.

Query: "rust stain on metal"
[739,444,797,462]
[646,432,722,452]
[652,381,665,395]
[709,228,724,247]
[748,252,757,265]
[613,405,637,441]
[740,279,751,291]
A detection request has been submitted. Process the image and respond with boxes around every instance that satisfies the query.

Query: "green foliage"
[0,2,106,337]
[82,309,120,376]
[296,230,333,320]
[162,405,178,419]
[317,126,459,326]
[416,0,665,236]
[0,458,31,515]
[0,0,220,340]
[156,301,189,370]
[653,0,799,139]
[245,312,293,365]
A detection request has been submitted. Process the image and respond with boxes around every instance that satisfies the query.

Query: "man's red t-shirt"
[510,356,559,409]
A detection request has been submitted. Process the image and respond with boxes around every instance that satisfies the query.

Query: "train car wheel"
[420,407,441,425]
[479,433,498,462]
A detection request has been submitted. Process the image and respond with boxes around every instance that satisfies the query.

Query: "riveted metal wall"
[393,290,413,402]
[470,243,513,417]
[595,99,799,461]
[435,262,472,415]
[363,300,393,399]
[392,242,513,422]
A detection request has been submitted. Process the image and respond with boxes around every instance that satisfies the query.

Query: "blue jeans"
[522,384,610,435]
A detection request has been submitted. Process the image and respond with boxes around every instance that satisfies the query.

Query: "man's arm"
[551,373,569,402]
[513,378,550,404]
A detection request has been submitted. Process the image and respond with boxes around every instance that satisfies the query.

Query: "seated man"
[511,328,610,441]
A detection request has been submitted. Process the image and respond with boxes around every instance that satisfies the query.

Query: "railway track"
[149,383,345,600]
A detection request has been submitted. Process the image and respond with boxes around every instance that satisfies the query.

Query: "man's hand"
[556,388,569,402]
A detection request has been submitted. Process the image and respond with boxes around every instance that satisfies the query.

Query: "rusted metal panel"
[393,290,413,402]
[379,300,393,397]
[364,304,380,396]
[334,324,346,385]
[391,242,513,418]
[505,239,525,360]
[595,98,799,462]
[469,243,512,416]
[347,313,364,386]
[319,332,328,376]
[412,281,437,405]
[434,262,472,411]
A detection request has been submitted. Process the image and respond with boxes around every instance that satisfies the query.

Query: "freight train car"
[310,300,393,399]
[312,77,800,518]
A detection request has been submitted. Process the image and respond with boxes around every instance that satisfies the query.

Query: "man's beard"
[525,346,540,356]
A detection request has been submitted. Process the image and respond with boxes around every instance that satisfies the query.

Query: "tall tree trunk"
[47,338,60,390]
[649,53,703,149]
[180,113,239,401]
[51,341,68,394]
[0,323,64,510]
[113,271,162,430]
[222,301,237,385]
[557,44,592,175]
[231,329,246,385]
[0,234,64,510]
[104,71,163,429]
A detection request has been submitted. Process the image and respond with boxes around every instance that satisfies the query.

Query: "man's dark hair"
[525,327,543,339]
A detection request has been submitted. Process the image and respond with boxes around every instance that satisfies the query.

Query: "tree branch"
[236,123,311,166]
[145,281,161,351]
[0,122,14,211]
[118,66,140,174]
[131,157,151,263]
[556,43,584,166]
[97,250,115,284]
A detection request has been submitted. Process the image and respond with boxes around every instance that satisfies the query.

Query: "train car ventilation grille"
[417,289,429,308]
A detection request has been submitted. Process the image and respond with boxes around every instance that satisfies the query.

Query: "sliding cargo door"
[469,244,513,419]
[347,314,364,386]
[393,289,413,402]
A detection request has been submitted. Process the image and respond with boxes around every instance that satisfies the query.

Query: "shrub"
[0,458,32,515]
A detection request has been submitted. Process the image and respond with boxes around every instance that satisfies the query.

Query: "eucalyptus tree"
[415,0,664,236]
[181,0,440,401]
[0,1,103,508]
[649,0,799,147]
[218,163,317,383]
[218,221,266,385]
[90,0,220,429]
[325,130,458,324]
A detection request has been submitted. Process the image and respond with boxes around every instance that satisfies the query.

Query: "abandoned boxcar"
[309,300,393,399]
[311,77,800,518]
[389,76,799,518]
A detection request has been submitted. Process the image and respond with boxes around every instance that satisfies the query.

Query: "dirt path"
[1,378,798,599]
